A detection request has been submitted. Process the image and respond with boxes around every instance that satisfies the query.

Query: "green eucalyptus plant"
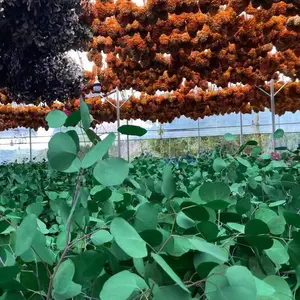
[0,99,300,299]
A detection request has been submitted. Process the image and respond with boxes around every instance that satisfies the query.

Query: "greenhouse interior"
[1,0,300,299]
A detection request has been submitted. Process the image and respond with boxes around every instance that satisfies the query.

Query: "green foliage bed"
[0,102,300,299]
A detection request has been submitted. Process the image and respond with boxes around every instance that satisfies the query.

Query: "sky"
[68,50,94,72]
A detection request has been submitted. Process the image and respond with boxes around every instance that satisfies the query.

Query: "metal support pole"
[29,128,32,162]
[197,119,200,154]
[270,79,276,151]
[239,113,244,145]
[126,120,130,162]
[116,88,121,158]
[255,80,287,152]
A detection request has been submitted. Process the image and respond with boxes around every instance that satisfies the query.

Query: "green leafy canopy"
[2,119,300,300]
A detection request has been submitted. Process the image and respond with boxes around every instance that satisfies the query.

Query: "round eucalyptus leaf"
[265,240,289,265]
[236,198,251,214]
[66,130,80,153]
[162,164,176,199]
[62,157,81,173]
[94,188,112,203]
[224,133,235,142]
[283,212,300,228]
[93,158,129,186]
[176,212,195,229]
[196,262,219,279]
[47,132,78,171]
[251,146,262,156]
[151,253,189,293]
[213,158,227,173]
[64,110,81,127]
[80,97,91,131]
[189,237,229,263]
[26,203,43,217]
[181,202,210,221]
[82,133,115,169]
[134,203,158,232]
[197,221,219,242]
[275,146,288,151]
[255,208,286,235]
[245,236,274,250]
[110,217,147,258]
[205,265,257,300]
[118,125,147,137]
[100,270,148,300]
[139,229,163,247]
[46,110,67,128]
[199,182,231,202]
[245,219,273,250]
[236,157,251,168]
[245,219,270,236]
[274,129,284,139]
[288,238,300,268]
[153,285,192,300]
[91,230,113,246]
[263,275,292,300]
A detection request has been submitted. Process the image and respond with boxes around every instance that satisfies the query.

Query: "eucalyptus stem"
[46,168,84,300]
[157,201,176,254]
[253,248,268,276]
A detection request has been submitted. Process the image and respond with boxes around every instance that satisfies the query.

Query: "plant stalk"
[46,169,83,300]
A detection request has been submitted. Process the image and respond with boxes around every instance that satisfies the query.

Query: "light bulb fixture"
[93,75,101,93]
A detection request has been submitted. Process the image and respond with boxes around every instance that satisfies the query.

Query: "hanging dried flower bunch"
[87,0,300,94]
[1,81,300,130]
[3,0,300,128]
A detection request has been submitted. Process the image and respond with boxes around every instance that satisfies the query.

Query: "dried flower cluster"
[1,81,300,130]
[2,0,300,128]
[87,1,300,94]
